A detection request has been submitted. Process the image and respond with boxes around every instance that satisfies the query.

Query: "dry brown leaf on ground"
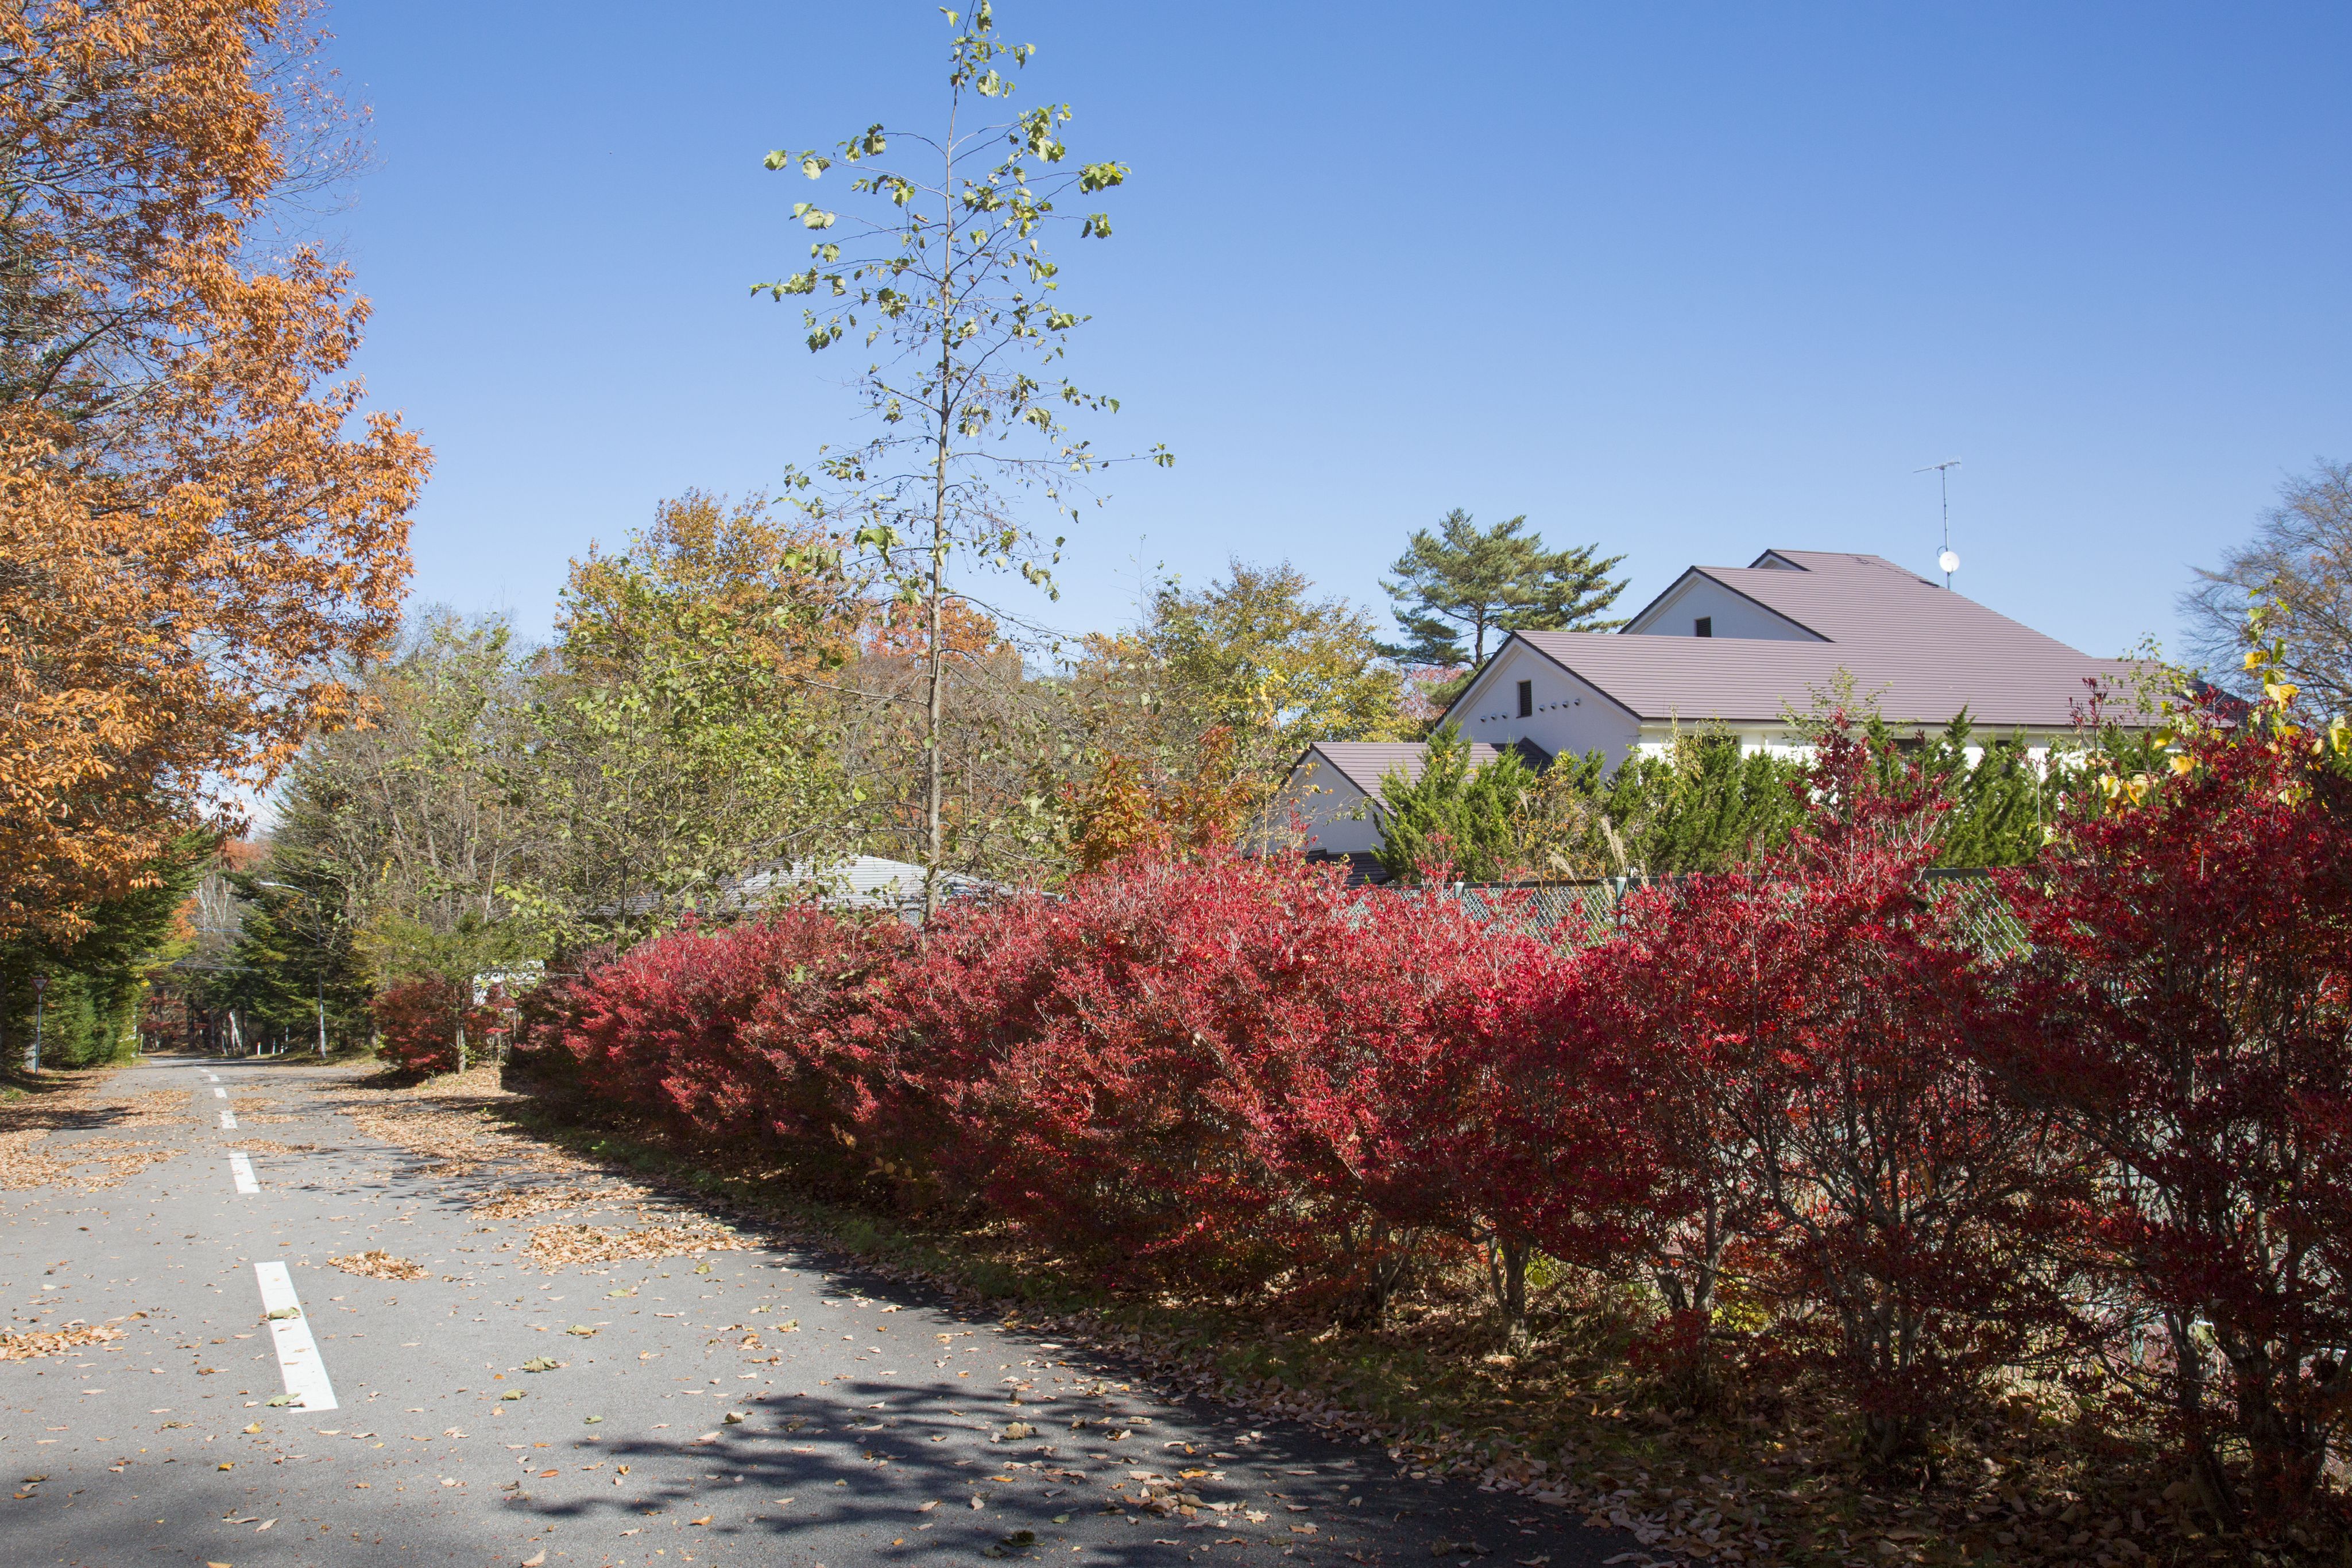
[0,1321,124,1359]
[0,1135,72,1190]
[0,1107,182,1192]
[472,1184,607,1220]
[524,1223,748,1272]
[327,1250,430,1281]
[95,1091,200,1127]
[330,1067,598,1179]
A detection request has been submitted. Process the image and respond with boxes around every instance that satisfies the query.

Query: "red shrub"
[1985,693,2352,1527]
[1592,723,2084,1460]
[529,908,908,1158]
[871,854,1538,1311]
[374,975,469,1076]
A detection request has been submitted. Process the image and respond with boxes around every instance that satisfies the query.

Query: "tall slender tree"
[1382,510,1627,669]
[757,1,1166,916]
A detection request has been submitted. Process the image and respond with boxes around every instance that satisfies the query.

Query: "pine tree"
[1380,510,1628,669]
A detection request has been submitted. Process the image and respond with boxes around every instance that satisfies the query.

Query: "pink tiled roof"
[1487,550,2155,730]
[1291,741,1514,797]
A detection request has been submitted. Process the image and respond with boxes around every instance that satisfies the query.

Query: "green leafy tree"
[1520,732,1808,878]
[1146,560,1405,745]
[1372,725,1537,884]
[759,1,1166,915]
[1868,713,2051,868]
[2,834,206,1069]
[1382,509,1628,672]
[526,497,854,943]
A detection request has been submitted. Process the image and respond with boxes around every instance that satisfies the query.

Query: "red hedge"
[509,710,2352,1508]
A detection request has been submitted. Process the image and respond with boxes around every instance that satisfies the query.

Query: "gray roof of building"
[1290,740,1515,797]
[1480,550,2156,730]
[613,855,993,922]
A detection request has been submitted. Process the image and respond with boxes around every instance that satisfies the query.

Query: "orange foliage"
[860,597,1005,661]
[1065,725,1259,873]
[0,2,428,939]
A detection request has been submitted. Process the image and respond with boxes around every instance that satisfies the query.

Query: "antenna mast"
[1915,459,1962,588]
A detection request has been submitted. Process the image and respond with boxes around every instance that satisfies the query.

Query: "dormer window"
[1516,679,1533,718]
[1694,616,1712,637]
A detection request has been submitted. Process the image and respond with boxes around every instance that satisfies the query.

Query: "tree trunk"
[917,106,961,925]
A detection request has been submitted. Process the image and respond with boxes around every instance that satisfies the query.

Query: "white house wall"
[1272,757,1384,855]
[1625,576,1824,641]
[1452,643,1644,768]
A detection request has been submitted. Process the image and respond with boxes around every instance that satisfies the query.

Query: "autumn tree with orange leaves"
[0,0,428,942]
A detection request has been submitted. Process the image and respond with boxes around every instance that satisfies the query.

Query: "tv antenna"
[1915,459,1962,587]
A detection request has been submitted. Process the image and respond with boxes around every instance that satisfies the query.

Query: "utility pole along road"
[0,1056,1628,1567]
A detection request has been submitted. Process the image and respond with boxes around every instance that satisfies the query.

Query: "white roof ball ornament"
[1937,547,1960,577]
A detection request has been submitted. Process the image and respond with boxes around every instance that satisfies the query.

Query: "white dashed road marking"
[229,1151,258,1194]
[212,1086,226,1098]
[254,1261,336,1411]
[220,1111,237,1129]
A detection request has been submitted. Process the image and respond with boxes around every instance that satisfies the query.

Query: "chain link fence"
[1403,867,2032,957]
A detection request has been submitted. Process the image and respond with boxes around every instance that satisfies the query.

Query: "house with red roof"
[1278,548,2154,862]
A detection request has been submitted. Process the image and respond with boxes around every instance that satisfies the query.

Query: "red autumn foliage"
[374,974,519,1077]
[506,706,2352,1512]
[374,975,467,1077]
[892,855,1543,1311]
[531,908,909,1154]
[1984,694,2352,1528]
[1552,722,2086,1457]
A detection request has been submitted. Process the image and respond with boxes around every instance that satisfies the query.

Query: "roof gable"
[1437,547,2156,730]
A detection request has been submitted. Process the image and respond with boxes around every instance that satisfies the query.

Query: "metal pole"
[316,973,328,1058]
[32,974,47,1073]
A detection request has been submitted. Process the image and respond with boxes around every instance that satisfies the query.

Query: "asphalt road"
[1,1054,1633,1568]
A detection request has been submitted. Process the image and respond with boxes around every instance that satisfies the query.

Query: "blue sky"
[327,1,2352,667]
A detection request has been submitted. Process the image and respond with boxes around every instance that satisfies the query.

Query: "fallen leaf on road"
[566,1325,597,1337]
[525,1223,744,1271]
[918,1500,939,1512]
[522,1553,547,1567]
[474,1185,601,1221]
[242,1422,262,1434]
[327,1251,427,1281]
[690,1515,713,1526]
[520,1358,562,1373]
[255,1519,276,1532]
[0,1323,122,1360]
[722,1411,745,1424]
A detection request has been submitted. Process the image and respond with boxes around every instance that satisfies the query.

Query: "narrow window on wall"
[1695,616,1713,637]
[1517,679,1533,718]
